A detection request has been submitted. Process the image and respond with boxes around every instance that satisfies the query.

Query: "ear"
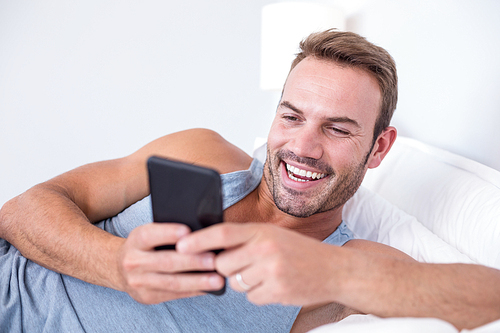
[367,126,397,169]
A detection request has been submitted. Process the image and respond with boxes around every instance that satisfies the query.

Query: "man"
[1,30,499,332]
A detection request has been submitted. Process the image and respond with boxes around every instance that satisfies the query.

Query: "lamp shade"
[260,2,345,90]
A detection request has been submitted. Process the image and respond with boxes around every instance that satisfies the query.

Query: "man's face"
[264,57,381,218]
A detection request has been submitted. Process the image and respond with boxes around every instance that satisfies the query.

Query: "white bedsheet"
[310,314,500,333]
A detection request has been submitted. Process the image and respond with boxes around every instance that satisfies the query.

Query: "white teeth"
[285,163,327,182]
[289,173,307,182]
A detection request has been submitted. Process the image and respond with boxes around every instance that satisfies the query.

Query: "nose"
[289,126,324,160]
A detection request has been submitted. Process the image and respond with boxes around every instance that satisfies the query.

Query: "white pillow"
[362,137,500,268]
[343,186,474,264]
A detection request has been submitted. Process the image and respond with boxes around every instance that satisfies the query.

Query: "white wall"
[0,0,277,206]
[1,0,499,208]
[347,0,500,172]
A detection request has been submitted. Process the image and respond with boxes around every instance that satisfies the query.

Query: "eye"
[282,114,301,122]
[327,126,350,136]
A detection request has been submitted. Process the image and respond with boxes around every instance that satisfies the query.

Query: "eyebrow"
[279,100,361,128]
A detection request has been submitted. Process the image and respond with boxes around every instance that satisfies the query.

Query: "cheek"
[325,142,367,169]
[267,122,288,150]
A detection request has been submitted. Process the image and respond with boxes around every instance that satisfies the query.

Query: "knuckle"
[268,258,286,277]
[127,275,144,290]
[129,225,149,247]
[121,255,139,273]
[258,239,280,257]
[216,225,234,243]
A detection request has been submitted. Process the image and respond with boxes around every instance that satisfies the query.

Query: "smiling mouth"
[285,163,327,182]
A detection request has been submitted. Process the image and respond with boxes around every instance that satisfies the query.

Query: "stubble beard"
[264,148,368,218]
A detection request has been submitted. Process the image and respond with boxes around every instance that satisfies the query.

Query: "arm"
[0,157,139,290]
[177,223,500,330]
[340,241,500,330]
[0,128,249,302]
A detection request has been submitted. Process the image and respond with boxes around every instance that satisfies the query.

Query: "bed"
[254,136,500,332]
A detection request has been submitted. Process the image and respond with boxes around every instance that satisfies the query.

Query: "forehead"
[282,57,381,130]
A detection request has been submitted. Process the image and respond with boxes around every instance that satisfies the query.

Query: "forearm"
[0,184,125,291]
[339,250,500,330]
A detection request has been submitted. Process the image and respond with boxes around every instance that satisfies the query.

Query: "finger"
[128,272,225,304]
[228,266,263,293]
[176,223,257,254]
[229,270,258,293]
[214,245,254,277]
[129,272,224,293]
[128,223,191,251]
[124,250,217,274]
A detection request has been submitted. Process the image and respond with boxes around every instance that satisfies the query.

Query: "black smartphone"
[147,156,225,295]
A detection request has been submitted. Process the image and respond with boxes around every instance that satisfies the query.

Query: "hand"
[176,223,346,307]
[115,222,225,304]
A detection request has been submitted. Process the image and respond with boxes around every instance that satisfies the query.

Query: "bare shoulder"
[131,128,253,174]
[343,239,415,262]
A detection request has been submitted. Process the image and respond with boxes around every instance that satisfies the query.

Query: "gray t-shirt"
[0,158,354,332]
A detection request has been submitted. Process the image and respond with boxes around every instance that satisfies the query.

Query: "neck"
[252,179,344,241]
